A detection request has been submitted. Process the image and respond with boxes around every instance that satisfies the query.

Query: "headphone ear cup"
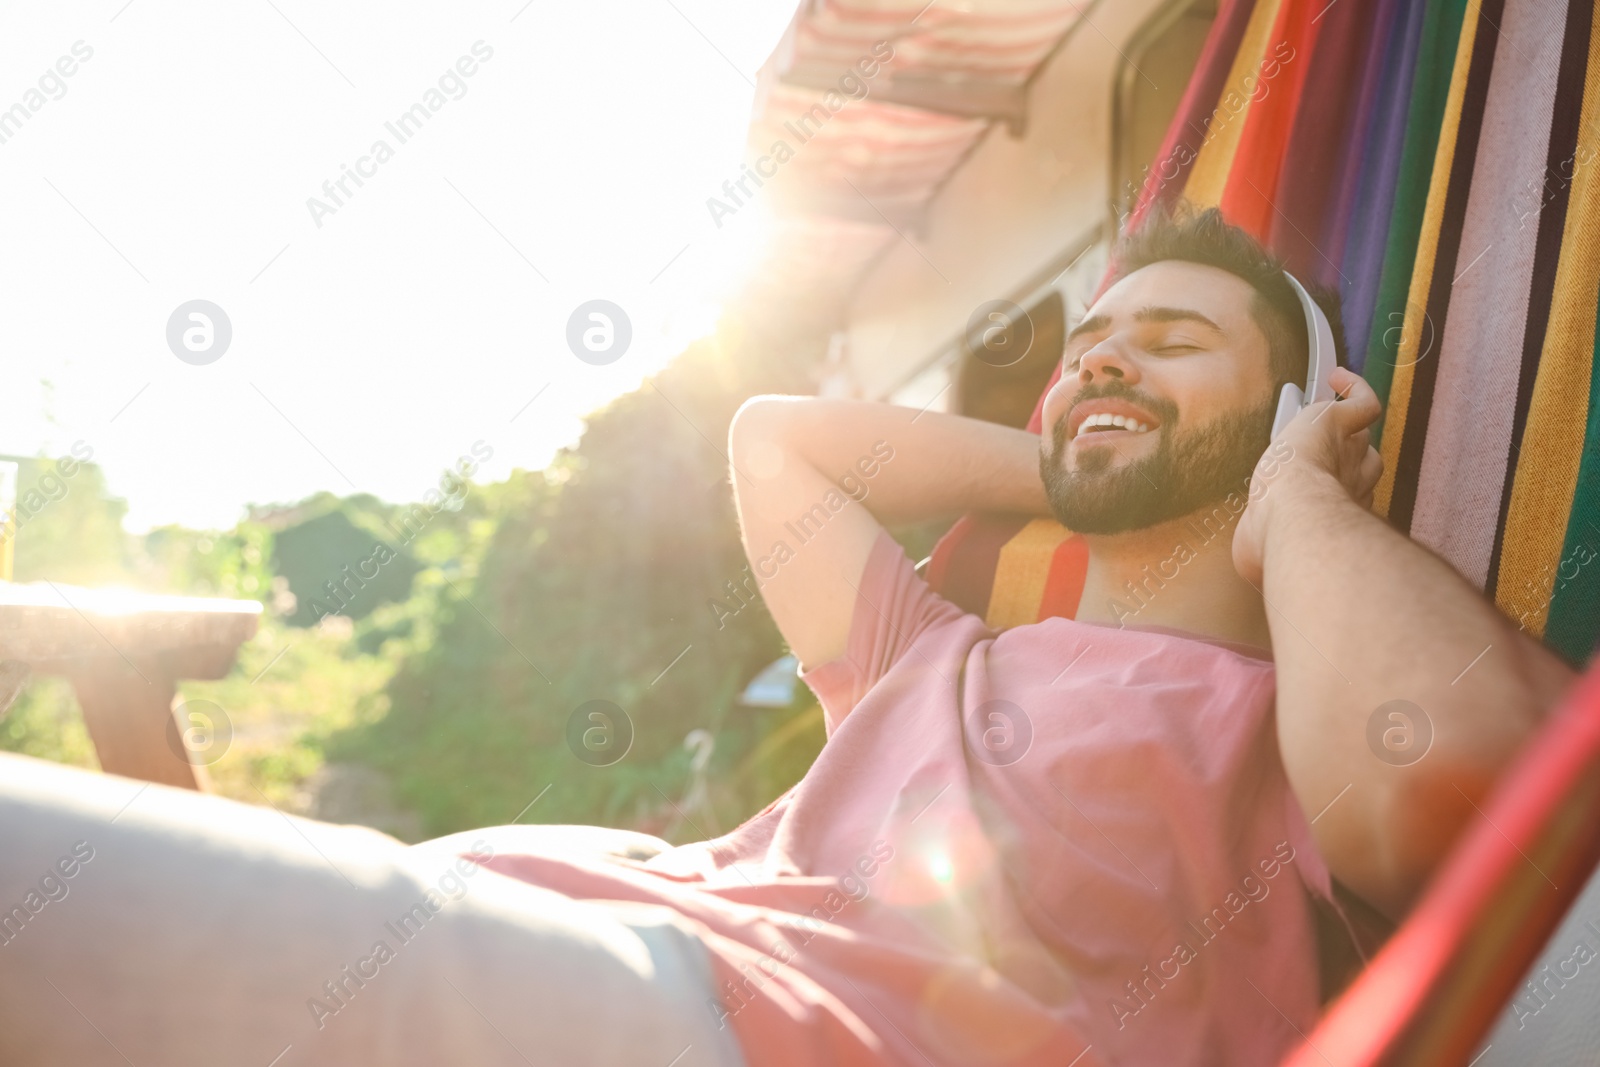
[1270,382,1304,440]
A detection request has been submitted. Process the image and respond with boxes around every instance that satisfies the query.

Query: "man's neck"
[1072,506,1273,654]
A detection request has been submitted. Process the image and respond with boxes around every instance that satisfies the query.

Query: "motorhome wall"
[843,0,1197,405]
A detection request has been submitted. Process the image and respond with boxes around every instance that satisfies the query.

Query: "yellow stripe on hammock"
[986,519,1076,630]
[1374,0,1483,518]
[1181,0,1286,209]
[1494,4,1600,637]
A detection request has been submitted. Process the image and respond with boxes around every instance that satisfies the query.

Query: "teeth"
[1074,412,1155,437]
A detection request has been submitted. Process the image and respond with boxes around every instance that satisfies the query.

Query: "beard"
[1040,383,1277,535]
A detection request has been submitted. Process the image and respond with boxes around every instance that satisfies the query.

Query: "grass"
[179,618,397,811]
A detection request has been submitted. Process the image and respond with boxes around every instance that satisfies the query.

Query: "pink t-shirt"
[479,531,1337,1067]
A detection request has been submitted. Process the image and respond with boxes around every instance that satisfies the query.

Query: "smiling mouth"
[1071,413,1157,442]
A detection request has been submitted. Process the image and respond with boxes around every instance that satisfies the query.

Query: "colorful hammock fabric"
[926,0,1600,667]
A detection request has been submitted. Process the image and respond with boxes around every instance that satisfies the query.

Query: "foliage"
[332,323,823,840]
[178,619,398,811]
[10,452,130,586]
[1,677,97,769]
[137,523,276,602]
[3,313,868,844]
[272,508,422,626]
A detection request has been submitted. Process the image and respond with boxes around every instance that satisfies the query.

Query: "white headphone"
[1270,271,1339,438]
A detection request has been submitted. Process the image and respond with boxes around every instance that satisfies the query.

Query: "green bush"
[273,509,422,626]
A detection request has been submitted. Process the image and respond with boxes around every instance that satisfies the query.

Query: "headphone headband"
[1270,271,1338,438]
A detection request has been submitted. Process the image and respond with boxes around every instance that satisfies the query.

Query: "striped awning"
[742,1,1092,317]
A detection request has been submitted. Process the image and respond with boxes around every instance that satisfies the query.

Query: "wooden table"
[0,582,262,791]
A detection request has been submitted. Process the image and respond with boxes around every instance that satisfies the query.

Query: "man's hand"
[727,398,1049,670]
[1232,367,1384,587]
[1235,369,1576,919]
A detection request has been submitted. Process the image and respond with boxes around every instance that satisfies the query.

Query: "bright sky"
[0,0,792,530]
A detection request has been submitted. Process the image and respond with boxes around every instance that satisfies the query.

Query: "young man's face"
[1038,259,1280,534]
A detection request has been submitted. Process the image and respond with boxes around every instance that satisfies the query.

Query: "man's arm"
[1235,368,1578,920]
[726,397,1048,669]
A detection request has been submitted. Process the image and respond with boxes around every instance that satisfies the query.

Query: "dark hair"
[1105,201,1346,391]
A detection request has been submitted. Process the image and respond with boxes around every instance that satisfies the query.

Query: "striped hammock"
[926,0,1600,667]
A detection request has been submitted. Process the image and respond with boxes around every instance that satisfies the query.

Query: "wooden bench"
[0,582,262,791]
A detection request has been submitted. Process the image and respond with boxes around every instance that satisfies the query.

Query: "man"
[0,205,1576,1067]
[715,203,1576,1063]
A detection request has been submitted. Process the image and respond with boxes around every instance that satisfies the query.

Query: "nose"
[1078,342,1140,386]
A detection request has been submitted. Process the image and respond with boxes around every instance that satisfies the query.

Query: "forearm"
[1261,467,1576,914]
[744,396,1050,525]
[727,395,1049,668]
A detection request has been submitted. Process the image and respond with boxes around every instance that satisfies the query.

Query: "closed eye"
[1063,342,1200,371]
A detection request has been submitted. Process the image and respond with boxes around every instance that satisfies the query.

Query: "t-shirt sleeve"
[797,527,970,736]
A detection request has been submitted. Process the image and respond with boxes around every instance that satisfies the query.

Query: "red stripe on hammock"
[1217,0,1327,239]
[1036,534,1089,622]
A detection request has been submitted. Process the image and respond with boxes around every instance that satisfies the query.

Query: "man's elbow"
[729,394,784,443]
[727,395,805,471]
[1369,762,1500,917]
[1362,657,1573,917]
